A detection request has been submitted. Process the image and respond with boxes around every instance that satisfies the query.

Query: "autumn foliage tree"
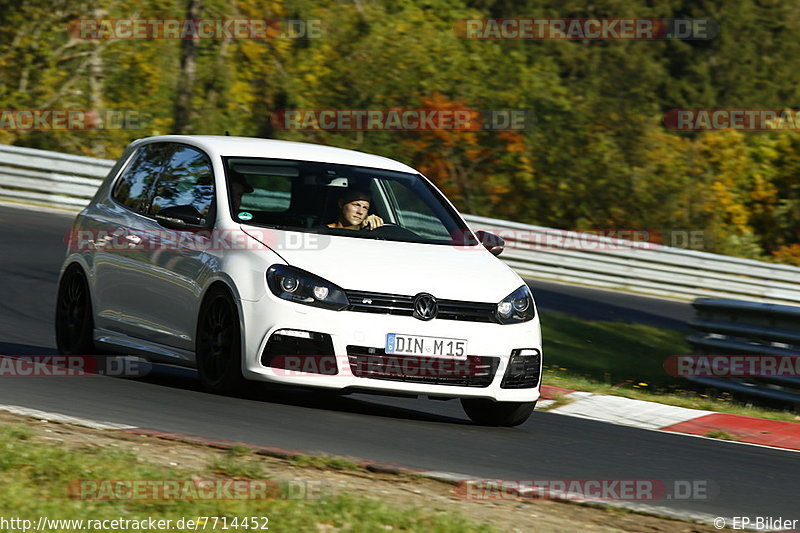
[2,0,800,263]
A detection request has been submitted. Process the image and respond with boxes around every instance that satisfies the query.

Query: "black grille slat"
[351,305,413,314]
[261,332,338,375]
[346,290,415,315]
[344,290,496,323]
[347,346,498,387]
[500,350,541,389]
[440,300,492,310]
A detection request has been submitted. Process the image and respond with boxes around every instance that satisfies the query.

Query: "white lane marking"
[0,199,81,216]
[421,471,475,483]
[535,399,556,409]
[0,404,136,430]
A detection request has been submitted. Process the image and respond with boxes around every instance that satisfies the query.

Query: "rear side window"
[149,145,215,218]
[240,174,292,212]
[111,144,171,214]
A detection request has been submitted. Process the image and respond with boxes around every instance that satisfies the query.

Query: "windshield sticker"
[238,212,253,221]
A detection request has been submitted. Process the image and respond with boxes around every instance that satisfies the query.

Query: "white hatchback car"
[56,135,542,426]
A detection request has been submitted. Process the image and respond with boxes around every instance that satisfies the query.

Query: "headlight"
[496,285,535,324]
[267,265,349,311]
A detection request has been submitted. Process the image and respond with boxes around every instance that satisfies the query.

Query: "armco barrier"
[463,215,800,305]
[2,143,800,305]
[0,144,114,207]
[687,298,800,405]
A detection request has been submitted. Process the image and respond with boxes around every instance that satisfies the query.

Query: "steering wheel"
[361,222,399,231]
[362,223,421,240]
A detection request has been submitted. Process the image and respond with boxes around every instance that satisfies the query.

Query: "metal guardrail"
[0,144,114,207]
[2,143,800,304]
[687,298,800,405]
[463,215,800,305]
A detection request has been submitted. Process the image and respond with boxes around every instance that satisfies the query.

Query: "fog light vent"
[500,349,541,389]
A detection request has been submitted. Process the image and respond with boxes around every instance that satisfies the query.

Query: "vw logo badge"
[413,293,438,321]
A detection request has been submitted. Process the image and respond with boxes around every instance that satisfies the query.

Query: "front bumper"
[239,295,542,403]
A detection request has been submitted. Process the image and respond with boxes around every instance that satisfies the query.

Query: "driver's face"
[341,200,370,227]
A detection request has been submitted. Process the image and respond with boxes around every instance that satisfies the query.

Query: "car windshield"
[223,157,477,246]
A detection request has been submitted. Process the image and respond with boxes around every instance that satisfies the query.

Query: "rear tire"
[196,286,246,394]
[55,265,95,355]
[461,398,536,427]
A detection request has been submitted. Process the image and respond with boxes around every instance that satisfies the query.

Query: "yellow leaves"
[229,80,256,108]
[238,40,263,63]
[497,130,526,153]
[750,174,778,205]
[772,244,800,266]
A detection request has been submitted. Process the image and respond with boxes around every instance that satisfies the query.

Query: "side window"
[111,144,170,214]
[240,175,292,212]
[384,180,452,239]
[148,146,215,220]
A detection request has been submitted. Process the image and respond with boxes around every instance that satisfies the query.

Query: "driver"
[327,189,385,230]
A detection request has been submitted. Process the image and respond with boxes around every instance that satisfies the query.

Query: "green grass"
[209,448,266,478]
[288,455,362,471]
[705,430,741,441]
[540,311,800,423]
[535,392,574,411]
[541,311,688,388]
[0,425,494,533]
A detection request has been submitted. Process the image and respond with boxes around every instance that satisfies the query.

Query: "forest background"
[1,0,799,263]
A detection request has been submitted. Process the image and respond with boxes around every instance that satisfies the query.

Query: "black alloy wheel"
[55,265,95,355]
[196,287,246,393]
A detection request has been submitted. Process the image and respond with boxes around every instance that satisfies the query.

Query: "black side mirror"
[475,230,505,256]
[155,205,207,230]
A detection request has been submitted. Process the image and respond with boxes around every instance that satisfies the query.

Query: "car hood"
[241,226,523,302]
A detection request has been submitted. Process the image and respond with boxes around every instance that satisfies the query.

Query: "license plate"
[385,333,467,359]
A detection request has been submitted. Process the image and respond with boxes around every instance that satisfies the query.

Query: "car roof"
[131,135,418,174]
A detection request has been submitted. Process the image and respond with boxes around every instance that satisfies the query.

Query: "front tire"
[461,398,536,427]
[196,286,246,394]
[55,265,95,355]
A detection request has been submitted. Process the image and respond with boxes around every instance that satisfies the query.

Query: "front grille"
[438,300,497,322]
[347,346,498,387]
[345,290,496,323]
[261,331,337,375]
[501,350,541,389]
[345,291,414,316]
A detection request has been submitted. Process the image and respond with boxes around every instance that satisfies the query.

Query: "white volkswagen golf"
[56,135,542,426]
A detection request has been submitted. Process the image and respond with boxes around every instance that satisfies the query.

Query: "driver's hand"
[361,214,384,230]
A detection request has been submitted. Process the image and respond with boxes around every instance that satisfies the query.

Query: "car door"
[92,142,173,342]
[136,144,217,353]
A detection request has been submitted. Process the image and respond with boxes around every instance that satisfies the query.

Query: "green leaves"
[2,0,800,260]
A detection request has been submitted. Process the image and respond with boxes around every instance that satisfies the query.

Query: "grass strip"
[0,425,494,532]
[540,311,800,423]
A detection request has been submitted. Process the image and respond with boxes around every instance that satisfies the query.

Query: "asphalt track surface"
[0,204,797,522]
